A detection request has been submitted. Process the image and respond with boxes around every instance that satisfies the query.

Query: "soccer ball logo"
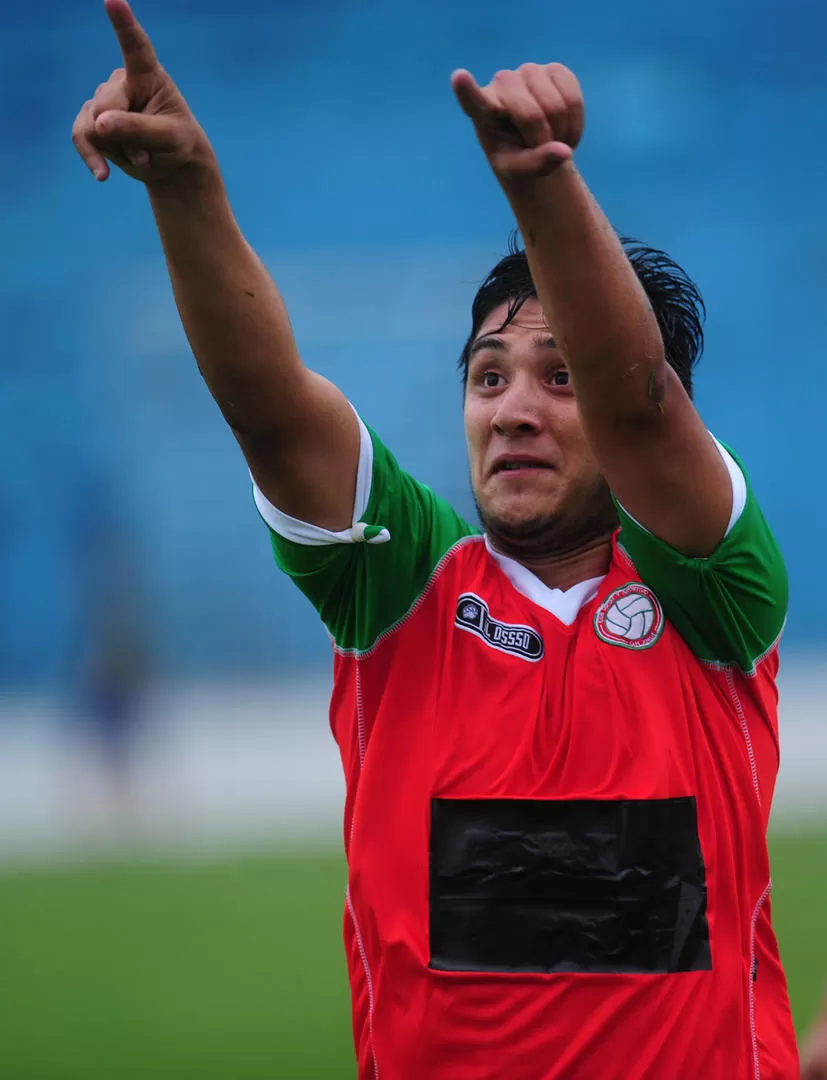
[594,583,664,650]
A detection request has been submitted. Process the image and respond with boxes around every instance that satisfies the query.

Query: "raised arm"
[72,0,359,531]
[451,64,732,557]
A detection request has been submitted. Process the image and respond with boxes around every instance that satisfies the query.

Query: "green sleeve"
[263,426,477,653]
[615,449,788,671]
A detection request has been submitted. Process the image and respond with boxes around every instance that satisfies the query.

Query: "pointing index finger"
[104,0,159,81]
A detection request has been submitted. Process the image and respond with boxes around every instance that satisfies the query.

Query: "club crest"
[594,583,664,650]
[455,593,544,661]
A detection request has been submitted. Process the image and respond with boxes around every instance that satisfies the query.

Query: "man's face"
[463,297,617,556]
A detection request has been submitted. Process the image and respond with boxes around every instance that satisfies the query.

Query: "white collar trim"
[484,536,606,626]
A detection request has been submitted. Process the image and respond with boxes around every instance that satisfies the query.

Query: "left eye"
[550,370,570,387]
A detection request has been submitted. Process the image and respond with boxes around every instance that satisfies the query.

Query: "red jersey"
[256,419,797,1080]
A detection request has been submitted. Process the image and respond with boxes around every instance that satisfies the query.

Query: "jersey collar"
[484,536,606,626]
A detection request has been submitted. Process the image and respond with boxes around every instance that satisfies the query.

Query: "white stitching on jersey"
[620,542,786,678]
[346,886,379,1079]
[700,623,785,678]
[348,662,368,852]
[355,662,367,769]
[723,638,773,1080]
[741,622,786,679]
[337,538,480,1078]
[617,542,636,570]
[749,880,772,1080]
[333,534,483,658]
[724,667,762,808]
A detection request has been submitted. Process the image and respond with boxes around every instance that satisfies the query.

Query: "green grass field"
[1,830,825,1079]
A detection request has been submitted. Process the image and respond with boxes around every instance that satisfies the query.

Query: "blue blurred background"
[4,0,826,687]
[1,2,826,1076]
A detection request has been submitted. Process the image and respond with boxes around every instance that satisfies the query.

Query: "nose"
[491,377,544,437]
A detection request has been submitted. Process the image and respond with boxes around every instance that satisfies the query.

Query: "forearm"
[147,166,304,441]
[505,162,666,421]
[75,1,361,531]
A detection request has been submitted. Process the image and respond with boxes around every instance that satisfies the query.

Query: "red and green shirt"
[254,416,797,1080]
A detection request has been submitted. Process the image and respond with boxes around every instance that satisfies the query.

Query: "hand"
[802,1015,827,1080]
[451,63,585,183]
[72,0,213,187]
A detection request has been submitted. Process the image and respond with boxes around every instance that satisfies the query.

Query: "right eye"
[481,371,504,388]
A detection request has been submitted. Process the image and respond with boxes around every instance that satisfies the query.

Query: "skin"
[453,66,733,563]
[72,0,360,532]
[71,19,797,1069]
[802,996,827,1080]
[464,298,618,591]
[72,2,731,593]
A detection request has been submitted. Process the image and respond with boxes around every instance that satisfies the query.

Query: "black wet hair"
[458,232,705,398]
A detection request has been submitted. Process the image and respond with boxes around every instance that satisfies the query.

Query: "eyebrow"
[468,333,557,359]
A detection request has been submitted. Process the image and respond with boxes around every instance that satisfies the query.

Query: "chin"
[479,480,558,520]
[478,483,564,530]
[476,495,562,542]
[474,483,618,558]
[487,503,555,535]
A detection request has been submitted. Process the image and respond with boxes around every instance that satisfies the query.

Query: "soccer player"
[73,2,799,1076]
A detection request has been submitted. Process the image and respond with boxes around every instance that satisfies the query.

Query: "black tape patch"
[455,593,544,661]
[429,797,711,975]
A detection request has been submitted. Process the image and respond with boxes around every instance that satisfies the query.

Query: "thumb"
[450,69,490,120]
[94,109,182,151]
[496,140,573,181]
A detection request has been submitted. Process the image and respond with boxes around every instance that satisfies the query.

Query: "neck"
[488,529,614,592]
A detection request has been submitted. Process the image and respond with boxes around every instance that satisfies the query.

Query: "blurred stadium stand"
[1,0,825,855]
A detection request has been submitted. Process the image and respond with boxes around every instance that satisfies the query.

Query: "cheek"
[463,407,488,473]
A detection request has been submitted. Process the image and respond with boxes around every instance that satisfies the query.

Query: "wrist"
[499,159,579,214]
[502,162,601,254]
[145,146,225,205]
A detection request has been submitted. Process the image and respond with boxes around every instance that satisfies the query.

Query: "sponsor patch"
[594,582,664,650]
[455,593,544,661]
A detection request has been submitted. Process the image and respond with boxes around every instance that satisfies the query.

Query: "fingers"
[94,109,183,152]
[520,64,570,145]
[801,1050,827,1080]
[490,68,553,148]
[544,63,585,147]
[90,69,129,121]
[72,69,145,178]
[73,102,182,181]
[452,67,555,149]
[499,141,573,179]
[88,69,148,167]
[450,70,495,120]
[452,61,586,172]
[104,0,160,83]
[72,100,110,181]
